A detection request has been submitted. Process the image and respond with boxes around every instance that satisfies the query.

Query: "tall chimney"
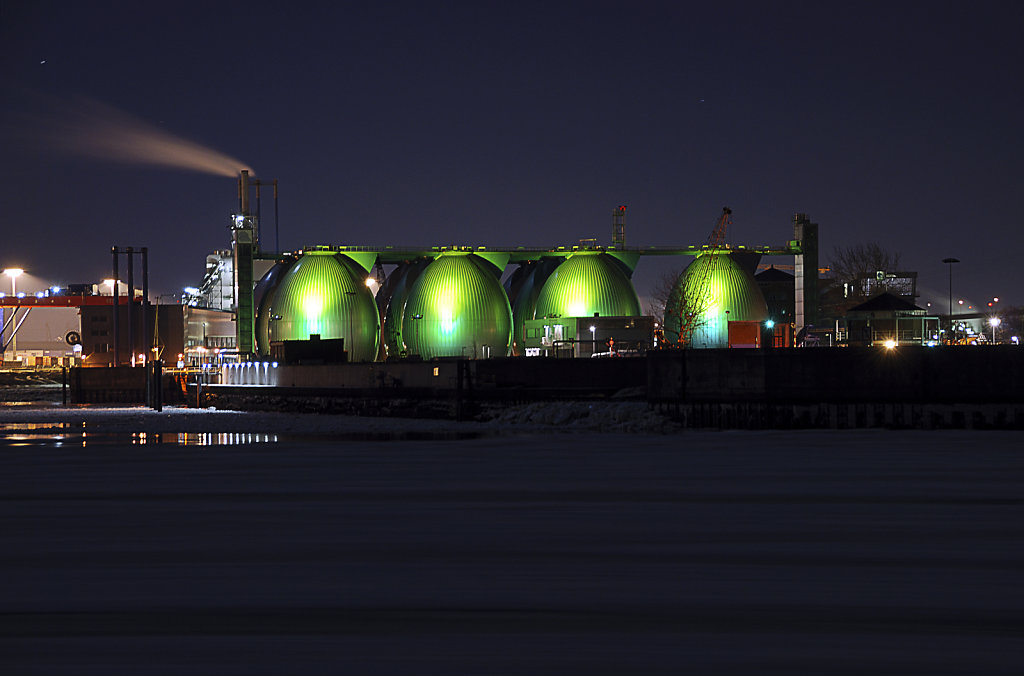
[239,170,250,216]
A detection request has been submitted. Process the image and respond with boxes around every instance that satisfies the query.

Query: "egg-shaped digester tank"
[378,258,431,360]
[254,256,297,357]
[401,252,512,359]
[266,251,380,362]
[663,252,768,348]
[505,257,562,355]
[532,252,642,320]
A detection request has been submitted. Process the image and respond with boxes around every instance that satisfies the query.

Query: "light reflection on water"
[0,419,483,447]
[0,429,279,447]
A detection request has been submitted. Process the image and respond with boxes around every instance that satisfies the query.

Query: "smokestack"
[239,170,250,216]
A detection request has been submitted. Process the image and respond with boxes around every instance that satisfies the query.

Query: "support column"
[793,214,819,335]
[111,247,120,366]
[233,225,255,357]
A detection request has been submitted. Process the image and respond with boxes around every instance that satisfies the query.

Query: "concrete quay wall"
[648,347,1024,405]
[201,347,1024,428]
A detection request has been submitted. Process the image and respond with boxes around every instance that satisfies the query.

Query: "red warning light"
[618,205,626,211]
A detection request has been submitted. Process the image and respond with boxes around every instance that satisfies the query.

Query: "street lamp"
[411,314,423,357]
[942,257,959,342]
[989,316,1000,344]
[3,268,24,360]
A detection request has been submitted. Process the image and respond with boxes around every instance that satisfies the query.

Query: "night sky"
[2,2,1022,309]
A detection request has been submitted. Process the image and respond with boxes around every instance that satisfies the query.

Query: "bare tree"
[645,267,681,319]
[826,242,903,312]
[829,243,901,285]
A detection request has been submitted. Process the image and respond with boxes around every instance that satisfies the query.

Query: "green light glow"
[254,258,297,356]
[266,252,381,361]
[664,253,768,348]
[379,259,430,359]
[533,252,641,320]
[401,253,512,359]
[507,258,561,356]
[302,293,324,333]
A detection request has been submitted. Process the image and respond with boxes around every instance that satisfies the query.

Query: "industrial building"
[175,170,816,365]
[3,172,827,367]
[6,168,1014,372]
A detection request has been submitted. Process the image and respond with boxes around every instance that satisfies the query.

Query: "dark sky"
[2,1,1022,310]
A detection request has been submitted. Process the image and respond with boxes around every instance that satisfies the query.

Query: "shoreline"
[0,400,680,436]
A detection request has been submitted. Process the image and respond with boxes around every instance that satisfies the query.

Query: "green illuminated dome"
[533,252,641,320]
[505,258,561,355]
[401,252,512,359]
[379,259,431,359]
[663,252,768,348]
[254,257,297,357]
[266,251,381,362]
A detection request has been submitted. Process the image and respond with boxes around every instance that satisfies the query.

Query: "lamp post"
[411,314,423,357]
[989,316,1000,345]
[942,257,959,343]
[3,268,24,361]
[589,325,596,356]
[343,290,357,361]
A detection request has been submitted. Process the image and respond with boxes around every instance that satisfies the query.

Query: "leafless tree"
[645,267,681,319]
[826,242,903,312]
[829,243,901,286]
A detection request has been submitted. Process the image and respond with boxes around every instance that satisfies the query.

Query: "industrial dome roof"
[378,258,431,359]
[532,252,641,320]
[267,251,380,362]
[254,257,297,357]
[401,252,512,359]
[505,257,561,355]
[664,252,768,348]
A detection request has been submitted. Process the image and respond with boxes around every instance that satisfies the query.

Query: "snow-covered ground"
[1,415,1022,673]
[0,401,679,435]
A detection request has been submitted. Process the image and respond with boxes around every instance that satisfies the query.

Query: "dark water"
[0,425,481,447]
[1,430,1022,674]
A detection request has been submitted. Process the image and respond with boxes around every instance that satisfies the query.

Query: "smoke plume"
[38,97,251,177]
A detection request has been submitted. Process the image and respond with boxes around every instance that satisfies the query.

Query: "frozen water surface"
[1,407,1022,673]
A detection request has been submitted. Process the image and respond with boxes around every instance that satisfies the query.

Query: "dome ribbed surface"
[267,252,380,362]
[533,252,641,320]
[401,253,512,359]
[506,258,561,355]
[663,252,768,348]
[254,257,296,357]
[379,259,430,359]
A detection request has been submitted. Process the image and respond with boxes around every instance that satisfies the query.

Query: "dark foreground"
[2,428,1023,674]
